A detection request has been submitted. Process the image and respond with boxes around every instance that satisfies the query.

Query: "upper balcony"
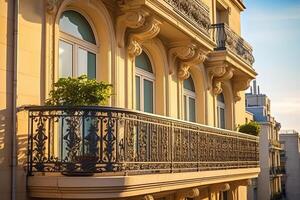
[25,106,259,199]
[211,23,255,67]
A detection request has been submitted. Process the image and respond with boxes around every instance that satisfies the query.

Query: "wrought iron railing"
[211,23,255,66]
[270,166,286,175]
[163,0,211,36]
[26,106,259,175]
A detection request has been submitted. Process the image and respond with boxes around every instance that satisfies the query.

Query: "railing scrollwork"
[27,106,259,175]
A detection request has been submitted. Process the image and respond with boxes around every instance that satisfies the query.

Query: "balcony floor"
[28,168,260,199]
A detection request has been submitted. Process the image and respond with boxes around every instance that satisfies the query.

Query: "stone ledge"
[28,168,260,199]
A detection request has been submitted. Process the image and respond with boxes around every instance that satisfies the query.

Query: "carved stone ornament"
[46,0,62,14]
[175,188,200,200]
[232,76,252,102]
[143,195,154,200]
[117,9,149,48]
[127,17,161,57]
[206,61,234,94]
[210,183,230,192]
[168,42,207,80]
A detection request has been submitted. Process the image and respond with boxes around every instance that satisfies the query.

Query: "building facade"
[279,130,300,200]
[1,0,259,199]
[246,83,284,200]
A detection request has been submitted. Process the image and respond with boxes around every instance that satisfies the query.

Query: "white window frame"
[135,67,155,113]
[183,88,196,122]
[217,98,226,129]
[58,10,98,78]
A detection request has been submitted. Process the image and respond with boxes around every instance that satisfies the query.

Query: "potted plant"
[238,121,261,136]
[46,75,112,175]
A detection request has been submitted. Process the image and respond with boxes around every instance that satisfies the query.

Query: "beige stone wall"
[0,0,254,199]
[0,0,13,199]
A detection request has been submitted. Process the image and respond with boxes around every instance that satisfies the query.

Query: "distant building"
[279,130,300,200]
[246,81,285,200]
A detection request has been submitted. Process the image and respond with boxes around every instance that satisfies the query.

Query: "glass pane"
[184,76,195,92]
[184,95,187,121]
[189,97,196,122]
[59,40,73,78]
[135,51,153,73]
[144,79,154,113]
[135,76,141,110]
[217,93,225,103]
[78,48,87,76]
[220,108,226,129]
[78,48,96,79]
[59,10,96,44]
[88,52,96,79]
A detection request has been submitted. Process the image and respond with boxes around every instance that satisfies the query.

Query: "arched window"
[183,76,196,122]
[59,10,97,79]
[135,51,154,113]
[217,93,226,129]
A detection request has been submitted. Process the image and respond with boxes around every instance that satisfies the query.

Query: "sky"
[241,0,300,131]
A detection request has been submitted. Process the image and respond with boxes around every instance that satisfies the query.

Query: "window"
[135,51,154,113]
[59,10,97,79]
[217,93,226,129]
[184,76,196,122]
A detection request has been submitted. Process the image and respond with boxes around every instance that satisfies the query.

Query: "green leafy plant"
[46,75,112,106]
[238,121,261,136]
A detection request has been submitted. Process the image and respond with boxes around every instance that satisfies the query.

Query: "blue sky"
[242,0,300,131]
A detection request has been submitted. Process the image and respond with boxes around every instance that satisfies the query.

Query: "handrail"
[26,106,259,175]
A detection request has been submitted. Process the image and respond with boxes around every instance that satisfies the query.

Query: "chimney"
[258,86,260,95]
[250,86,253,94]
[253,80,257,94]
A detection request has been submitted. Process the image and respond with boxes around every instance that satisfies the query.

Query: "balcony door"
[58,10,98,160]
[135,51,155,113]
[183,76,196,122]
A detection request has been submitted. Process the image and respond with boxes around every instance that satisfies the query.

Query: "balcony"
[270,166,286,176]
[162,0,211,36]
[26,106,259,198]
[269,139,283,150]
[211,23,255,66]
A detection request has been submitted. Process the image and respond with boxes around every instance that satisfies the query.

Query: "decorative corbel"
[175,188,200,200]
[168,42,207,80]
[210,183,230,192]
[212,67,234,95]
[232,76,252,102]
[206,61,234,94]
[46,0,62,14]
[116,9,149,48]
[143,195,154,200]
[127,17,161,57]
